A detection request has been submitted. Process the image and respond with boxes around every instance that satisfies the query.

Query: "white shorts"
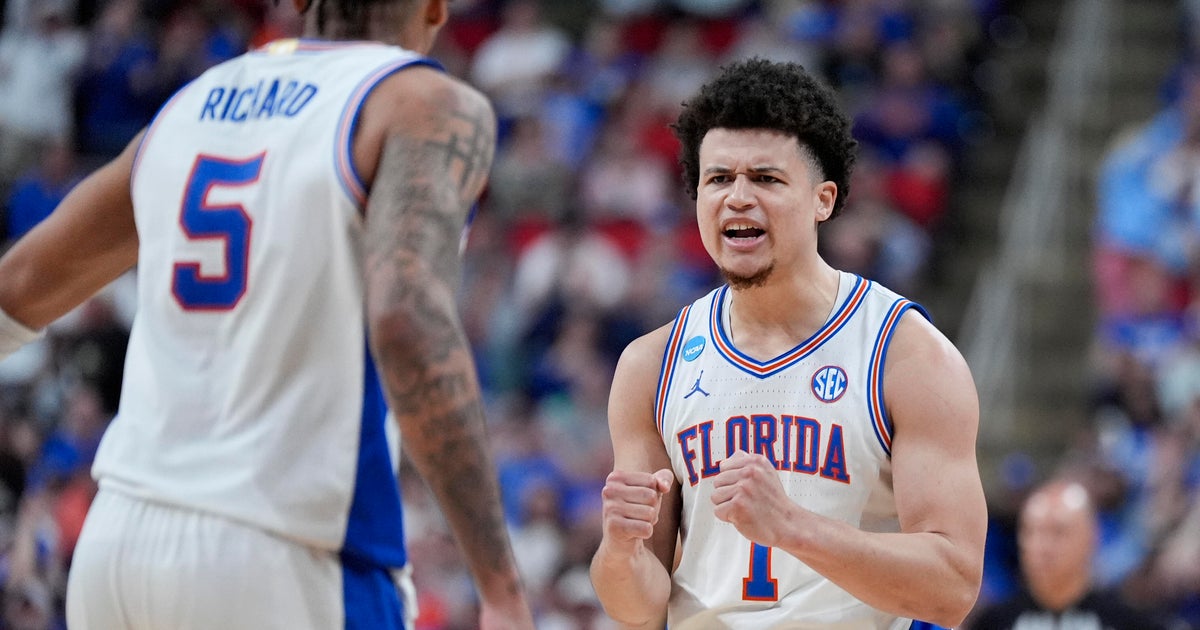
[66,488,417,630]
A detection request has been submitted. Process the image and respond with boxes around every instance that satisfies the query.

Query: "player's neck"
[300,5,415,49]
[726,262,840,351]
[302,28,404,45]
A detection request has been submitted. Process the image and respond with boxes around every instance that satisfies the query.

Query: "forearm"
[590,540,672,627]
[0,232,134,329]
[371,293,522,606]
[397,377,523,606]
[780,512,980,627]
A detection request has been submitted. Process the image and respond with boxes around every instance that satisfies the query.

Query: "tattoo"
[413,401,510,563]
[362,85,515,584]
[425,110,494,195]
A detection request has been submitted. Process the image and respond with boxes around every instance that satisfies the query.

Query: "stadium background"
[0,0,1197,628]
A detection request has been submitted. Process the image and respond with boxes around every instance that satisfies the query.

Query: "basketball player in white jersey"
[0,1,534,628]
[590,58,987,629]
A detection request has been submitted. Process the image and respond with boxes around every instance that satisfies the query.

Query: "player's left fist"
[710,450,795,546]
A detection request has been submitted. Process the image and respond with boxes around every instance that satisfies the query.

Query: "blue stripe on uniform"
[342,344,407,568]
[654,303,693,436]
[866,300,932,456]
[333,57,444,206]
[342,555,406,630]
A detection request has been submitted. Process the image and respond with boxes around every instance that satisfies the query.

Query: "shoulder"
[881,306,978,434]
[615,322,676,382]
[354,63,495,188]
[607,322,677,442]
[608,321,680,411]
[847,278,961,380]
[886,308,973,385]
[366,64,493,134]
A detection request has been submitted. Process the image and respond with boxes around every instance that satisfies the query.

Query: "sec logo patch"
[811,366,847,403]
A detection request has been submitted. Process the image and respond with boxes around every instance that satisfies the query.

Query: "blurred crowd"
[961,4,1200,630]
[0,0,1062,628]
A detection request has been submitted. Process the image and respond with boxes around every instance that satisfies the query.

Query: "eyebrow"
[702,165,786,175]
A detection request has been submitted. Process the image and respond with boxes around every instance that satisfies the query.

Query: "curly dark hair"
[671,57,858,220]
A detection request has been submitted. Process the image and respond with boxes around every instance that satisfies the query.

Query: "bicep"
[609,329,681,569]
[359,75,498,420]
[885,313,986,548]
[608,328,674,474]
[361,72,495,284]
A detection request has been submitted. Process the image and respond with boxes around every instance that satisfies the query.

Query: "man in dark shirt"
[968,478,1170,630]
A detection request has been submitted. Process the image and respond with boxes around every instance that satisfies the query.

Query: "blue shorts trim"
[343,556,406,630]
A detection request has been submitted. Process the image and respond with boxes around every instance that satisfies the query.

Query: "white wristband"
[0,307,41,362]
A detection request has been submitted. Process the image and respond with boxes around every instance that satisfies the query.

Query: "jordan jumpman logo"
[684,371,710,399]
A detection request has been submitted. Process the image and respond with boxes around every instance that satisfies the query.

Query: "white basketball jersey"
[655,272,927,629]
[94,40,442,568]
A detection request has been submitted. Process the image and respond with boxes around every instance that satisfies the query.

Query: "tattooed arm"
[356,66,534,629]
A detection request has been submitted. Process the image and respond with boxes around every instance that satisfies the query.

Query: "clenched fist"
[600,469,676,554]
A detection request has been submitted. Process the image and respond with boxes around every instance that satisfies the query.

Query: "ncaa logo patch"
[682,336,706,362]
[811,366,848,403]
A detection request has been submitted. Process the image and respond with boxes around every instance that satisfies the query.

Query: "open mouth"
[723,225,765,239]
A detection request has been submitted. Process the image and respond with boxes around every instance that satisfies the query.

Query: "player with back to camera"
[589,58,988,629]
[0,0,535,628]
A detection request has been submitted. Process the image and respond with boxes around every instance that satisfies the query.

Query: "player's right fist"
[600,469,675,547]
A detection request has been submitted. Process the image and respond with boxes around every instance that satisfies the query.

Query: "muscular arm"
[721,312,986,627]
[0,134,141,328]
[590,326,681,628]
[358,69,526,616]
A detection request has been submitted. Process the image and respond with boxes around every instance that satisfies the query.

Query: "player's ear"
[424,0,449,28]
[815,181,836,222]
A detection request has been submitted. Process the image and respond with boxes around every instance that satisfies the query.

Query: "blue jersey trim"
[866,299,931,457]
[710,277,869,379]
[342,343,408,567]
[334,57,446,208]
[342,555,407,630]
[655,303,694,436]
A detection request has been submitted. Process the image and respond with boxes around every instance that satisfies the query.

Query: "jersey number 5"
[172,153,265,311]
[743,542,778,601]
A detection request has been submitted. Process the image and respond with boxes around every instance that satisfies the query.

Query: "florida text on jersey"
[654,272,927,630]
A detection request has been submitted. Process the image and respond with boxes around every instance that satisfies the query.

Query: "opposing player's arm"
[358,68,528,622]
[763,311,985,627]
[0,132,141,330]
[591,324,681,629]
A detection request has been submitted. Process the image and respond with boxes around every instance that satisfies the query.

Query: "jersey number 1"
[743,542,778,601]
[172,153,265,311]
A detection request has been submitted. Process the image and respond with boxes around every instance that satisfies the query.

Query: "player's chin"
[720,263,774,289]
